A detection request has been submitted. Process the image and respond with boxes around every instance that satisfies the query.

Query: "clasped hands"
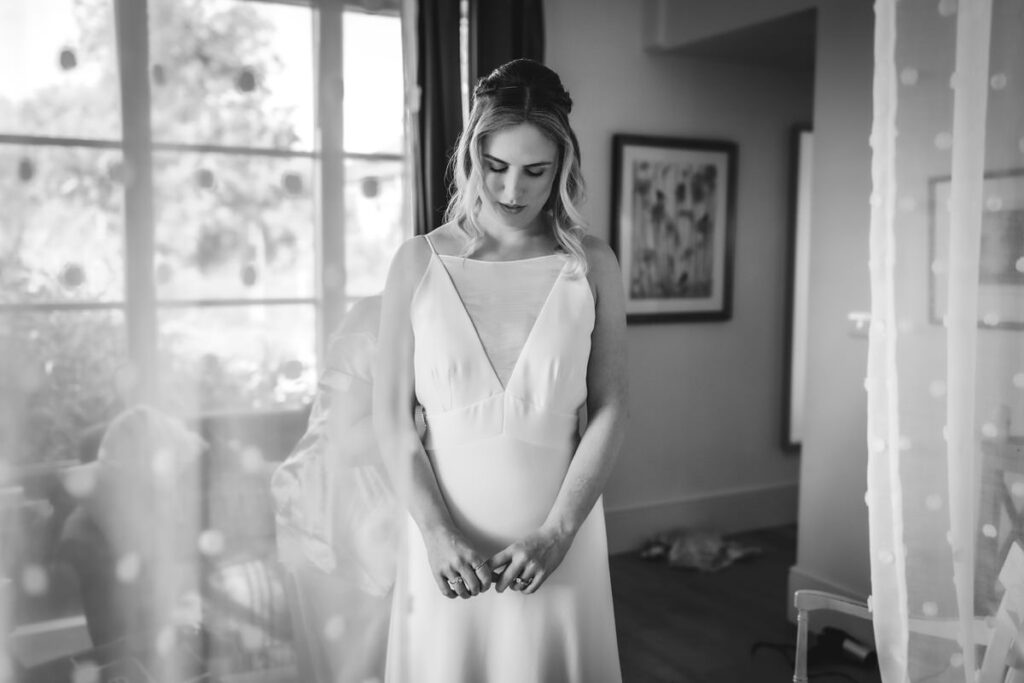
[424,525,574,599]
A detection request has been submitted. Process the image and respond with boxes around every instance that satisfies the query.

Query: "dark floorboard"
[610,525,882,683]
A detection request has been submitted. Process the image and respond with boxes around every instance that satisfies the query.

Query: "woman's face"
[479,122,558,232]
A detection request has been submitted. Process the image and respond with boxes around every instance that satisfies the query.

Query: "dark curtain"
[414,0,463,234]
[469,0,544,87]
[413,0,545,234]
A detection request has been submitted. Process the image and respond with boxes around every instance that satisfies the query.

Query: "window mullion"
[114,0,158,403]
[317,0,347,349]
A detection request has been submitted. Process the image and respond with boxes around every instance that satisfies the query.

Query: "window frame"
[0,0,406,417]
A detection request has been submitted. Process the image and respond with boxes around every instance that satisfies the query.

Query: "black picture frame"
[928,169,1024,330]
[610,134,738,323]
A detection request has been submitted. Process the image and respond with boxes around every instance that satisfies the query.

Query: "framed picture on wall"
[782,125,813,453]
[610,134,737,323]
[928,170,1024,330]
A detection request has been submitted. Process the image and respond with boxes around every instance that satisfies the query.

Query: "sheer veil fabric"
[866,1,1024,681]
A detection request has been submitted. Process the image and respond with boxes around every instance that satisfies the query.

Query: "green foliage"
[1,0,321,464]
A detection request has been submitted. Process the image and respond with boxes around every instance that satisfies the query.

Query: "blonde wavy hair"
[443,59,589,276]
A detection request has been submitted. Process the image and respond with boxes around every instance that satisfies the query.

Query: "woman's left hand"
[488,525,575,595]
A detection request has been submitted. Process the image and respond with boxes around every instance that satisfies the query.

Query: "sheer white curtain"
[0,1,416,681]
[867,0,1024,681]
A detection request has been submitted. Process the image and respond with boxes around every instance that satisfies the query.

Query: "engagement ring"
[514,577,532,586]
[446,577,464,587]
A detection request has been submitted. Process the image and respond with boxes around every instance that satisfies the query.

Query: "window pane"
[345,157,408,297]
[158,304,316,413]
[0,144,125,304]
[153,151,316,301]
[149,0,315,151]
[0,309,127,467]
[343,10,405,155]
[0,0,122,140]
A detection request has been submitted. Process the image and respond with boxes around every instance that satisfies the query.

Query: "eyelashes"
[487,165,546,178]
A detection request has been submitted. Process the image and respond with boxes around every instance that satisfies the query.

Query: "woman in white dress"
[374,58,628,683]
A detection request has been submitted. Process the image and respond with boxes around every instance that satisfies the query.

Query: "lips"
[499,202,526,215]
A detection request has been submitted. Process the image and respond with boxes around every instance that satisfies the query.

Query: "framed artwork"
[929,170,1024,330]
[782,126,813,453]
[610,134,737,323]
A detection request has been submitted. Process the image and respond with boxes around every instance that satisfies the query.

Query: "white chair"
[793,541,1024,683]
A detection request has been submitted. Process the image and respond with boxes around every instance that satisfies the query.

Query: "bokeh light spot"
[63,466,98,499]
[282,172,303,194]
[198,529,226,557]
[71,662,101,683]
[59,47,78,70]
[17,157,35,182]
[59,263,86,289]
[899,68,919,86]
[22,564,49,596]
[324,615,346,641]
[236,68,257,92]
[117,553,142,583]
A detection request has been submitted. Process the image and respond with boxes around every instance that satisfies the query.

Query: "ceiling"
[672,9,817,72]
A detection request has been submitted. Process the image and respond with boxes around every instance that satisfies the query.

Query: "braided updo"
[443,59,588,275]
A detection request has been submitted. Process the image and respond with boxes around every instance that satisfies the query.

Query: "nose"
[500,169,525,204]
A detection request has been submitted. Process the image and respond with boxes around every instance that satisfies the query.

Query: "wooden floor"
[609,525,882,683]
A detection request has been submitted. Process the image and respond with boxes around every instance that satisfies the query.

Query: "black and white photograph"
[1,1,1022,682]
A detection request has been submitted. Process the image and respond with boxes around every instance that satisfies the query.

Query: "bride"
[373,58,628,683]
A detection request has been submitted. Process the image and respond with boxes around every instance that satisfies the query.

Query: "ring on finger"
[446,577,464,588]
[514,577,533,587]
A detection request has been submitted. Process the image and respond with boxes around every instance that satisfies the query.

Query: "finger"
[489,547,513,573]
[473,560,492,592]
[459,563,482,596]
[446,575,470,599]
[436,576,457,599]
[511,562,541,593]
[496,558,526,593]
[521,569,545,595]
[511,560,538,591]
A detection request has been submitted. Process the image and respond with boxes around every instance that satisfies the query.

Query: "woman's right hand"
[421,525,493,599]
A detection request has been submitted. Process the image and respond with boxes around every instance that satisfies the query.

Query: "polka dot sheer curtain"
[867,0,1024,681]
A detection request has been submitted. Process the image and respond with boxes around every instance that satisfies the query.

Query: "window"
[0,0,409,469]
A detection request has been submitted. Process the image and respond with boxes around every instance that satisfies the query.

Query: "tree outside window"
[0,0,408,470]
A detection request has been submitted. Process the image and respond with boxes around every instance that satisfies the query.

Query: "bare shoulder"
[386,234,433,292]
[582,233,623,291]
[423,222,466,256]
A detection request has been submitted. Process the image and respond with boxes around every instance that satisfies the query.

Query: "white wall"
[787,0,875,613]
[545,0,813,553]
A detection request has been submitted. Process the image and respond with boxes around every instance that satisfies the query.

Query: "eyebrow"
[484,154,553,168]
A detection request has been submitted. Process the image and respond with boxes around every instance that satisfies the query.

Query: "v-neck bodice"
[439,254,563,388]
[410,242,595,451]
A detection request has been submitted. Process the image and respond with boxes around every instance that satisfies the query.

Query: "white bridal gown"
[384,235,622,683]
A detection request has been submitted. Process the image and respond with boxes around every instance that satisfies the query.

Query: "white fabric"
[439,254,564,388]
[385,240,621,683]
[867,2,1024,681]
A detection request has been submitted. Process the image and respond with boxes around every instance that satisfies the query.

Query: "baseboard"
[787,564,875,647]
[603,481,799,555]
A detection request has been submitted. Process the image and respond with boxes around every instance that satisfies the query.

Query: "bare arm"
[543,236,629,535]
[491,236,629,593]
[372,236,493,598]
